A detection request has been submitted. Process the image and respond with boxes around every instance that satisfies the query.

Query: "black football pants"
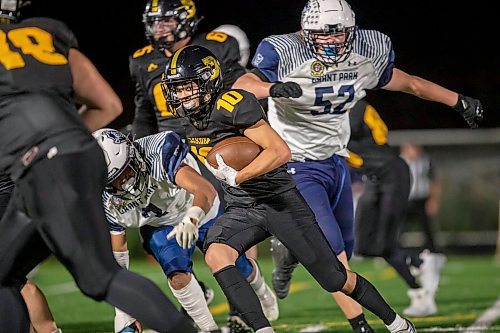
[0,143,194,333]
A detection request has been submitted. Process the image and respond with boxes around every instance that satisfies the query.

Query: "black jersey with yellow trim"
[0,17,77,100]
[347,99,400,176]
[130,30,247,138]
[184,88,295,207]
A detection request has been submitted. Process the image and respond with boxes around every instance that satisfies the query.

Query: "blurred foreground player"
[0,1,195,332]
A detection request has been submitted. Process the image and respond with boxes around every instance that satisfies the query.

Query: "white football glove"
[167,206,205,249]
[204,154,239,187]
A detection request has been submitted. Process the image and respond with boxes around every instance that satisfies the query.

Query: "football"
[206,136,262,171]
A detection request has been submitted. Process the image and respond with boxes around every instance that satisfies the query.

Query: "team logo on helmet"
[180,0,196,19]
[311,60,325,77]
[202,55,220,80]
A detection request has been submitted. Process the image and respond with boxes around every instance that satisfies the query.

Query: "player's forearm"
[191,189,216,215]
[236,145,291,184]
[80,106,122,132]
[232,73,272,99]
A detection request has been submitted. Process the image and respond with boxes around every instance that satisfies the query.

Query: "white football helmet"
[214,24,250,67]
[301,0,357,65]
[92,128,146,197]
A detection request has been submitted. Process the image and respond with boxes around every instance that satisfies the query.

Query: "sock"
[348,274,396,325]
[169,275,219,331]
[249,259,267,298]
[386,314,407,332]
[348,313,368,329]
[105,269,196,333]
[384,252,420,289]
[214,265,270,331]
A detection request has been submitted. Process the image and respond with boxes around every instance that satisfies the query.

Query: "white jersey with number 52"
[252,29,394,161]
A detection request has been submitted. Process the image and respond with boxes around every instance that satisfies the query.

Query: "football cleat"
[392,318,417,333]
[270,237,299,299]
[226,315,252,333]
[403,288,437,317]
[259,282,279,321]
[352,320,375,333]
[419,250,447,295]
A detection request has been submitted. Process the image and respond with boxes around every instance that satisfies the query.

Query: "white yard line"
[462,298,500,333]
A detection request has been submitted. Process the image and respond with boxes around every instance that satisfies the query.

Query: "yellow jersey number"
[190,146,212,165]
[206,31,228,43]
[153,82,174,117]
[0,27,68,70]
[216,90,243,113]
[364,104,388,145]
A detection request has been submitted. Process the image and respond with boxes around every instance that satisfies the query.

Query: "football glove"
[167,206,205,249]
[453,94,484,129]
[204,154,239,187]
[269,82,302,98]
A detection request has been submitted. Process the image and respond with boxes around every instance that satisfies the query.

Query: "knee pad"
[235,254,253,279]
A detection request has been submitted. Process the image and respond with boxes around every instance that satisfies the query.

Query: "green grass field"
[31,252,500,333]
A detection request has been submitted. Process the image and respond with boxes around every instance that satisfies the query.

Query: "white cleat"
[392,318,417,333]
[403,288,437,317]
[419,250,447,295]
[260,283,279,321]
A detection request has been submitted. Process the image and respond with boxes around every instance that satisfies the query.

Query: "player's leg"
[18,143,195,333]
[141,224,220,332]
[20,280,60,333]
[380,158,439,317]
[0,189,51,333]
[204,207,273,333]
[266,188,415,333]
[290,158,373,332]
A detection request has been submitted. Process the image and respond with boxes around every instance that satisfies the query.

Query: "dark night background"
[21,0,499,131]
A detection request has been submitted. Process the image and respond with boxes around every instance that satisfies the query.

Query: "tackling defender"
[93,129,278,333]
[161,44,417,333]
[233,0,482,330]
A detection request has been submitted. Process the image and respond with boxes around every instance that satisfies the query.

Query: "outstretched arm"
[383,68,483,128]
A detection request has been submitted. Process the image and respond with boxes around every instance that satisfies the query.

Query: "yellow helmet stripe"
[169,46,189,75]
[151,0,159,12]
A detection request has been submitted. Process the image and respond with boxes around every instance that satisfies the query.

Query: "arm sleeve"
[161,132,190,183]
[250,39,280,83]
[129,58,159,138]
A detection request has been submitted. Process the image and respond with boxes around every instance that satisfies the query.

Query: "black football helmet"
[143,0,201,51]
[0,0,27,23]
[161,45,223,129]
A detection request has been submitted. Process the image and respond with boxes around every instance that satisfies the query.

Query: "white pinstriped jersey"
[252,29,394,161]
[103,131,220,234]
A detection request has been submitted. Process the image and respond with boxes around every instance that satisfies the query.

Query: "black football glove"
[269,82,302,98]
[453,94,484,129]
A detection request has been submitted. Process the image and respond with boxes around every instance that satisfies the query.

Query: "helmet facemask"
[0,0,26,24]
[303,25,356,65]
[143,0,200,51]
[108,143,147,200]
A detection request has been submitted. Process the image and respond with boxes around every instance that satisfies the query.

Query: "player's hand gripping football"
[167,207,205,249]
[269,81,302,98]
[453,94,484,129]
[204,154,239,187]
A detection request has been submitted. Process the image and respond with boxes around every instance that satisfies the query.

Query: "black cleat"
[270,237,299,299]
[226,315,252,333]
